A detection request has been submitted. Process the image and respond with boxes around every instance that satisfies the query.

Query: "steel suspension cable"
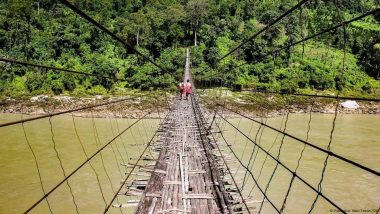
[91,114,123,185]
[219,0,309,61]
[247,115,286,197]
[103,112,170,213]
[23,112,150,213]
[233,120,255,180]
[209,112,251,214]
[279,99,314,212]
[48,117,80,214]
[90,113,123,214]
[190,95,233,213]
[195,0,310,75]
[212,116,280,213]
[58,0,166,73]
[308,2,347,212]
[21,116,53,214]
[258,109,291,214]
[220,8,380,78]
[0,93,153,128]
[241,116,266,189]
[108,117,127,171]
[218,105,380,177]
[71,114,108,208]
[215,112,346,213]
[0,57,125,81]
[239,89,380,102]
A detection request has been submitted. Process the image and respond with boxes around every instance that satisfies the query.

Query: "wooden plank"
[112,203,138,208]
[140,168,167,174]
[182,194,214,199]
[187,170,206,174]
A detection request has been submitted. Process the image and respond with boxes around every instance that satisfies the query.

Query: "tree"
[186,0,208,46]
[129,10,149,47]
[360,42,380,79]
[165,4,186,47]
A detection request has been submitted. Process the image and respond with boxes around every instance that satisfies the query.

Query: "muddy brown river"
[0,113,379,213]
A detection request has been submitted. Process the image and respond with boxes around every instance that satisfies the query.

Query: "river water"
[0,113,379,214]
[0,114,160,214]
[215,113,380,214]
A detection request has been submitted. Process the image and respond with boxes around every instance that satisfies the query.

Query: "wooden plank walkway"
[134,49,233,213]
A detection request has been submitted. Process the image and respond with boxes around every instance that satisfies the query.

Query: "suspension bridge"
[0,0,379,214]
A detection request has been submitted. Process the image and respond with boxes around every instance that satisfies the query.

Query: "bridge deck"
[135,49,232,213]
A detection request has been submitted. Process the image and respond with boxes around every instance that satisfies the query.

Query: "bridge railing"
[0,92,168,213]
[0,1,172,213]
[192,1,380,214]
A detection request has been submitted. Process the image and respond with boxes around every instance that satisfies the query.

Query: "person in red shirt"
[178,80,185,100]
[185,79,192,100]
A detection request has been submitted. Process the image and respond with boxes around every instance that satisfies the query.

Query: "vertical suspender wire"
[241,116,265,190]
[217,110,231,182]
[21,115,53,214]
[90,113,123,214]
[163,90,171,118]
[148,93,160,160]
[71,114,108,209]
[110,120,124,214]
[107,116,127,176]
[130,118,143,154]
[247,114,286,197]
[45,93,80,213]
[230,116,243,179]
[94,103,126,183]
[48,116,80,213]
[103,111,169,213]
[134,113,148,154]
[90,112,120,208]
[139,113,156,159]
[136,96,156,159]
[257,97,291,214]
[308,1,346,212]
[233,121,256,180]
[248,116,268,181]
[134,103,149,144]
[210,112,252,214]
[157,91,166,124]
[113,115,130,163]
[241,52,277,191]
[93,114,124,180]
[214,117,280,213]
[279,98,315,213]
[279,1,314,211]
[105,115,125,214]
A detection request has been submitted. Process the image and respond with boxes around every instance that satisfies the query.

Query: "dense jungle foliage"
[0,0,379,97]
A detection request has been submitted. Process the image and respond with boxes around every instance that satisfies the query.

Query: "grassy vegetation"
[0,0,379,100]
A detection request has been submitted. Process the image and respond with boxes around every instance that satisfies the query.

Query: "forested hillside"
[0,0,379,97]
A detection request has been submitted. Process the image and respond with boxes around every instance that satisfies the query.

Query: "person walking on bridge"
[178,80,185,100]
[185,79,192,100]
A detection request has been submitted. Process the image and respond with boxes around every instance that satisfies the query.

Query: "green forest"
[0,0,379,98]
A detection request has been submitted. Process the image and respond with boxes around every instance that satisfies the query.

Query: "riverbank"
[0,90,379,119]
[0,93,171,118]
[198,89,380,118]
